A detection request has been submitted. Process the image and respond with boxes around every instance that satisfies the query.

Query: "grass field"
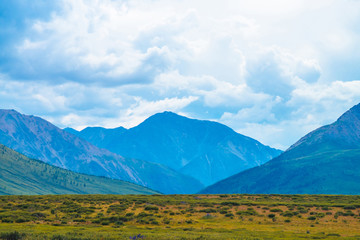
[0,194,360,239]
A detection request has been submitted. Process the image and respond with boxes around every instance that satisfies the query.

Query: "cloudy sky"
[1,0,360,149]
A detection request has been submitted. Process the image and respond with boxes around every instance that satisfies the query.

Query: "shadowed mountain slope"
[201,103,360,194]
[0,109,203,194]
[71,112,281,186]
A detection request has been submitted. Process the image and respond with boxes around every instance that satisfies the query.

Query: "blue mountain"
[201,103,360,194]
[69,111,282,186]
[0,109,203,194]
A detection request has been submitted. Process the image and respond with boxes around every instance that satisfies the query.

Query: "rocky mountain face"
[71,111,282,186]
[201,103,360,194]
[0,109,203,194]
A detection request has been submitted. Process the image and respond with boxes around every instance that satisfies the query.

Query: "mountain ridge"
[0,144,159,195]
[71,111,282,186]
[201,103,360,194]
[0,109,203,194]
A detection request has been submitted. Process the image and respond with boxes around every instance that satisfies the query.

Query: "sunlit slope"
[0,144,158,195]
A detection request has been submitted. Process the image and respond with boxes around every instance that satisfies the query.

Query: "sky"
[1,0,360,150]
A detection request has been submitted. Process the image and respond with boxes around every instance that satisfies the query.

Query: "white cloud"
[118,96,199,128]
[225,80,360,149]
[1,0,360,149]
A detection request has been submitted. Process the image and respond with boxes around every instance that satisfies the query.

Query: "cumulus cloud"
[154,71,270,108]
[1,0,360,149]
[245,47,321,99]
[2,0,177,85]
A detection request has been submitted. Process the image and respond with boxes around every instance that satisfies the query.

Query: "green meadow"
[0,194,360,239]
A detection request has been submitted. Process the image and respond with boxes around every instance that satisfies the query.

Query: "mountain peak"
[0,109,205,194]
[138,111,193,128]
[336,103,360,123]
[0,109,21,116]
[285,103,360,154]
[77,111,281,186]
[150,111,183,119]
[201,102,360,195]
[161,111,177,115]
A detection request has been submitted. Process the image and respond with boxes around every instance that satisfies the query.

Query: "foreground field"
[0,194,360,239]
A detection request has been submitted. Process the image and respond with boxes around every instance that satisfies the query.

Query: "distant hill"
[201,103,360,194]
[0,144,158,195]
[0,109,203,194]
[70,111,281,186]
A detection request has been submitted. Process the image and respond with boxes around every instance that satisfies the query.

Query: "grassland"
[0,194,360,239]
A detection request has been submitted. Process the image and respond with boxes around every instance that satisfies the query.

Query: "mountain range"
[66,111,282,186]
[3,103,360,196]
[0,144,158,195]
[0,109,203,194]
[201,103,360,194]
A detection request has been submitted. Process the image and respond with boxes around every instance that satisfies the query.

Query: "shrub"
[282,211,294,217]
[270,208,283,213]
[220,202,240,206]
[343,206,356,210]
[144,206,159,211]
[115,221,124,226]
[199,209,216,213]
[136,212,153,218]
[31,212,46,219]
[327,233,340,237]
[236,209,257,216]
[343,211,355,216]
[1,218,13,223]
[0,231,24,240]
[15,218,28,223]
[107,204,128,213]
[297,207,308,213]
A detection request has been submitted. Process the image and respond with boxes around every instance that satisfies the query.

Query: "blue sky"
[1,0,360,149]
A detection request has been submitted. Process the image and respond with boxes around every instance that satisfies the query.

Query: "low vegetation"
[0,194,360,239]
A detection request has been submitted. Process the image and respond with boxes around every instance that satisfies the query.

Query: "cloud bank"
[1,0,360,149]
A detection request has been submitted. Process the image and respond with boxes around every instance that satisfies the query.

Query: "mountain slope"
[0,109,203,194]
[73,112,281,186]
[201,103,360,194]
[0,144,158,195]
